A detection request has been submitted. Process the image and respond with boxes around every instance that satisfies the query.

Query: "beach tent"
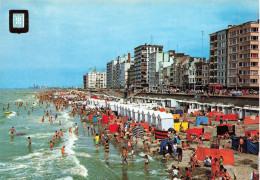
[126,106,134,120]
[92,116,98,122]
[208,111,218,118]
[152,111,160,127]
[132,126,145,138]
[244,116,259,125]
[195,117,208,126]
[107,101,116,111]
[123,105,129,116]
[159,139,175,155]
[141,109,149,123]
[147,111,153,125]
[109,124,119,133]
[132,107,139,121]
[137,109,143,122]
[97,100,106,108]
[157,112,174,131]
[155,129,168,139]
[232,136,259,155]
[174,122,189,132]
[217,124,235,136]
[102,115,109,124]
[130,123,149,133]
[197,146,235,165]
[186,128,204,140]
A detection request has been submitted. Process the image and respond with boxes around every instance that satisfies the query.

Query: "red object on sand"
[102,115,109,124]
[109,124,119,133]
[197,146,235,165]
[244,116,259,125]
[245,130,259,137]
[186,128,204,140]
[216,114,238,121]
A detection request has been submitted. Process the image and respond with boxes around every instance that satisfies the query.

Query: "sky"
[0,0,258,88]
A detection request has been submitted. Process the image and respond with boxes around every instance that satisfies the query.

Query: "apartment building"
[83,72,106,89]
[127,64,135,88]
[227,20,259,89]
[202,61,209,89]
[134,44,163,89]
[106,53,133,89]
[148,51,174,90]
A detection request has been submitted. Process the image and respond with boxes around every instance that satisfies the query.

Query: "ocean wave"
[138,152,153,161]
[29,132,54,139]
[55,176,73,180]
[0,163,28,172]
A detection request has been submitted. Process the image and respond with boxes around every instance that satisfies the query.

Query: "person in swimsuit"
[60,129,63,136]
[50,141,53,150]
[9,127,16,136]
[238,136,244,156]
[121,147,129,167]
[69,127,72,133]
[52,136,56,144]
[42,116,44,123]
[28,137,31,147]
[144,155,149,171]
[94,134,99,148]
[61,146,65,154]
[105,140,109,158]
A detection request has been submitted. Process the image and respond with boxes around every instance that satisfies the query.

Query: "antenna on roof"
[201,31,205,58]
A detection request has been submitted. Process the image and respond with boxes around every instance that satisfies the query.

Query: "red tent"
[216,114,238,121]
[102,115,109,124]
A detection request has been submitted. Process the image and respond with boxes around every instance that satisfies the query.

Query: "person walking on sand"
[121,147,129,167]
[144,155,149,171]
[238,137,244,156]
[28,137,31,147]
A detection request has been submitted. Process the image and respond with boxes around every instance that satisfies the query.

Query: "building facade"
[83,72,106,89]
[227,20,259,89]
[134,44,163,89]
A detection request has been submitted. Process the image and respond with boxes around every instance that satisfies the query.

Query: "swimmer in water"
[17,111,19,116]
[61,146,65,154]
[28,137,31,147]
[59,121,61,126]
[52,136,56,144]
[69,127,72,133]
[42,116,44,123]
[50,141,53,150]
[60,129,63,136]
[9,127,16,136]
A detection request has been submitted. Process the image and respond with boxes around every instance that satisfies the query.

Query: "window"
[251,27,258,32]
[251,53,259,58]
[251,36,258,41]
[251,79,258,84]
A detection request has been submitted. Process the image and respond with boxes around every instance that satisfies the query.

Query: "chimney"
[203,57,206,63]
[128,53,130,62]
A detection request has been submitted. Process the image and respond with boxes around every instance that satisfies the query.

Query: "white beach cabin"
[157,112,174,131]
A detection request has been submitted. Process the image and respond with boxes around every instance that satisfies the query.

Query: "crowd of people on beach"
[4,90,259,180]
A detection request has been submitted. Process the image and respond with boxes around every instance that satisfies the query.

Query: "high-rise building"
[209,20,259,90]
[134,44,163,89]
[148,51,174,90]
[227,20,259,89]
[83,72,106,90]
[106,53,133,89]
[106,60,117,89]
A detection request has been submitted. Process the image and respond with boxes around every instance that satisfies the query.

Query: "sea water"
[0,89,170,180]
